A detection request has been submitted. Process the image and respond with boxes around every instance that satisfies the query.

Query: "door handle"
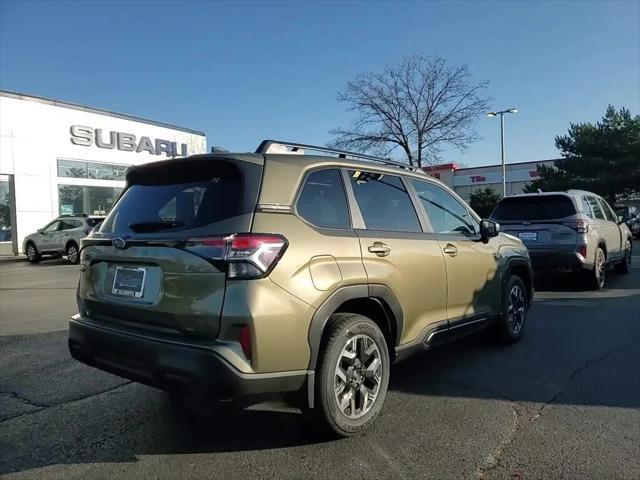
[443,243,459,257]
[368,242,391,257]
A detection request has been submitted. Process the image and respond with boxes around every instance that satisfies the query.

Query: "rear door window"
[58,220,76,231]
[348,171,421,232]
[58,220,80,230]
[586,196,605,220]
[100,158,262,235]
[492,195,576,221]
[581,196,594,218]
[297,169,350,229]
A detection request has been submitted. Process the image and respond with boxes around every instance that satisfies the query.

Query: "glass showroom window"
[112,164,128,181]
[87,162,115,180]
[0,175,13,243]
[58,159,88,178]
[57,159,131,181]
[58,185,122,215]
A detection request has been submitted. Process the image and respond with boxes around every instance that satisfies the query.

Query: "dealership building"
[0,90,207,255]
[424,159,559,201]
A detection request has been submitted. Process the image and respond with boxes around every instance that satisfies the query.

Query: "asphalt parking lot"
[1,252,639,480]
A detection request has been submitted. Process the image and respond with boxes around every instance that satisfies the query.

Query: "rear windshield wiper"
[128,220,184,233]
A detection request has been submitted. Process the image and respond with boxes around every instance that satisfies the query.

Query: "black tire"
[66,242,80,264]
[494,275,528,344]
[25,242,40,263]
[587,246,606,290]
[614,240,632,274]
[314,313,390,437]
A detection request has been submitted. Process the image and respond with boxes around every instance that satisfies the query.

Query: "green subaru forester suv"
[69,140,533,436]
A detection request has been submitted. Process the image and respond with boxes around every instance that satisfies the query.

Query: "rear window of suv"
[99,158,262,235]
[492,195,576,221]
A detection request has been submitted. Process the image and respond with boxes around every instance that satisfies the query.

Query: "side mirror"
[617,215,625,225]
[37,228,44,234]
[83,228,91,235]
[480,219,500,242]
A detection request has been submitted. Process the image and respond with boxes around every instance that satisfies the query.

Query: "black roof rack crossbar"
[255,140,418,171]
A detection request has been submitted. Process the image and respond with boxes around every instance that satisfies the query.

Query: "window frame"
[343,168,426,233]
[407,177,481,237]
[293,167,353,231]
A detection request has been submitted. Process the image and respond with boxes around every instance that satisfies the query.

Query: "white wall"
[0,94,207,252]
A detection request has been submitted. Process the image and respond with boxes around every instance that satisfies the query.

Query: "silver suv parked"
[23,214,103,264]
[491,190,632,289]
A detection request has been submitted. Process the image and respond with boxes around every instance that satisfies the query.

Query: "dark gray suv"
[491,190,632,289]
[23,214,103,264]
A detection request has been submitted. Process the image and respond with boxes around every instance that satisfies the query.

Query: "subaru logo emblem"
[112,237,126,250]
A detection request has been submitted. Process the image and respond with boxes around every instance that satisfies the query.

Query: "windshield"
[492,195,576,221]
[99,158,262,235]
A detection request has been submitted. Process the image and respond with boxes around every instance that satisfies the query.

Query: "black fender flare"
[595,238,608,261]
[307,284,403,370]
[65,239,79,252]
[503,257,534,307]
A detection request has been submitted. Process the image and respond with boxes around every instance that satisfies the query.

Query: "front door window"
[409,179,478,235]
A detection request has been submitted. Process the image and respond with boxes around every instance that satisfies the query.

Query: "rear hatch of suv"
[491,194,583,257]
[78,154,263,339]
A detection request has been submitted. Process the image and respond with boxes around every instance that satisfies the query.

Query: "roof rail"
[255,139,419,171]
[57,213,88,218]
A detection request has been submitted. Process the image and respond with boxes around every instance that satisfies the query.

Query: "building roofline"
[0,89,206,137]
[455,158,561,172]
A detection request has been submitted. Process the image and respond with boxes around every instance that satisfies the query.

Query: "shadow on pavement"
[1,257,638,475]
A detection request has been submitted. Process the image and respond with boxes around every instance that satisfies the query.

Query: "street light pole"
[487,108,518,197]
[500,113,505,197]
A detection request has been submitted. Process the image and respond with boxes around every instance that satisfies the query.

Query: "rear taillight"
[185,233,287,279]
[563,219,589,233]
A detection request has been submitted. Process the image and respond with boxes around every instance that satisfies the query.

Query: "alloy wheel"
[507,284,526,335]
[333,334,382,419]
[67,245,78,264]
[27,245,35,261]
[595,249,605,288]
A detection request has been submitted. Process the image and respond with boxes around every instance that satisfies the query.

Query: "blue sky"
[1,0,638,166]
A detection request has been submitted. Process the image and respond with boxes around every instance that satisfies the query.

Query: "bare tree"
[329,54,491,167]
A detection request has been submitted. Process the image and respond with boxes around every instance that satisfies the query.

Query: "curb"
[0,256,26,263]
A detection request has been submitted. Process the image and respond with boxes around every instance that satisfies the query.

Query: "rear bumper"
[68,315,308,398]
[529,251,593,271]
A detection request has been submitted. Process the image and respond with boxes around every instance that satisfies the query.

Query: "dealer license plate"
[112,267,147,298]
[518,231,538,242]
